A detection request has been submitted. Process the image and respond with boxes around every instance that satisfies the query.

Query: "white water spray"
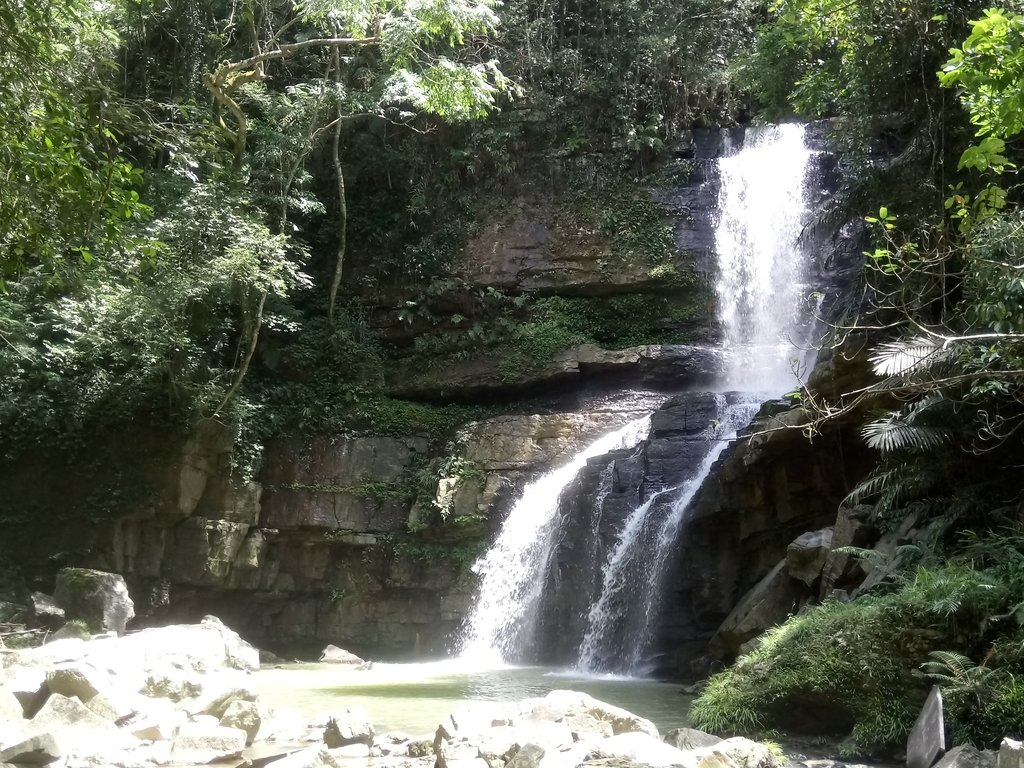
[458,417,651,664]
[715,124,814,394]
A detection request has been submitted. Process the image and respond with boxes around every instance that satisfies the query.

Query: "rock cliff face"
[521,392,874,678]
[105,400,655,657]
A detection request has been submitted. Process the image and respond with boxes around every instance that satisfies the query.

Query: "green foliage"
[404,290,708,378]
[941,9,1024,140]
[691,557,1024,754]
[391,534,486,571]
[743,0,980,121]
[556,182,683,268]
[0,0,149,281]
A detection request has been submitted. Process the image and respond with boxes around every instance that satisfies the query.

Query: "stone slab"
[907,686,945,768]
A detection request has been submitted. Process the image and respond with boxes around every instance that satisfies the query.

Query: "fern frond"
[869,337,949,377]
[834,546,889,565]
[923,651,976,681]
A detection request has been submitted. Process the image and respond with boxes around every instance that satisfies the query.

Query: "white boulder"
[318,645,365,665]
[170,722,247,763]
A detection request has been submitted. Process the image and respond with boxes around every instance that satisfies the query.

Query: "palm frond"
[870,337,949,377]
[861,414,953,453]
[844,466,901,506]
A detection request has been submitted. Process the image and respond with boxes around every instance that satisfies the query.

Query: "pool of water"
[252,661,693,737]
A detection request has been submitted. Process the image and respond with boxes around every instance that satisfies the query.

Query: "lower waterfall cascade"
[575,397,762,674]
[459,123,826,673]
[458,417,652,664]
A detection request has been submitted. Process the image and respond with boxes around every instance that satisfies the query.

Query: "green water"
[253,661,693,737]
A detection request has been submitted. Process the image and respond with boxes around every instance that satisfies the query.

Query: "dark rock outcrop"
[54,568,135,634]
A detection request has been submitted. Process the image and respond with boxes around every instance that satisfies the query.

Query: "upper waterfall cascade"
[459,124,819,673]
[715,124,815,394]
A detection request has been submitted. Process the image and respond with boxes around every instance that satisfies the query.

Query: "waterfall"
[715,124,814,393]
[576,399,761,674]
[571,125,816,674]
[458,417,651,664]
[458,124,818,674]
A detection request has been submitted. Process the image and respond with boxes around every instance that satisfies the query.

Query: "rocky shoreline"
[2,614,1023,768]
[0,613,783,768]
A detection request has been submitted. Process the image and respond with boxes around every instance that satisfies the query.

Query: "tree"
[202,0,513,327]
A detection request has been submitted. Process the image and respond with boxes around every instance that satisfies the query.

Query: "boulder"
[0,731,65,765]
[1,668,48,717]
[170,722,247,763]
[585,732,692,767]
[126,697,185,741]
[534,690,659,739]
[27,592,64,630]
[507,743,546,768]
[711,559,799,657]
[664,727,723,750]
[786,528,834,587]
[53,568,135,634]
[907,687,945,768]
[180,675,259,718]
[691,737,784,768]
[2,693,138,763]
[48,621,91,642]
[0,599,25,624]
[323,707,375,748]
[0,688,23,720]
[934,745,997,768]
[220,698,263,745]
[999,739,1024,768]
[318,645,365,665]
[46,661,141,721]
[818,506,872,598]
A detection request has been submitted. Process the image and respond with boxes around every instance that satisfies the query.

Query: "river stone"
[507,743,546,768]
[786,528,834,587]
[323,706,375,747]
[170,722,247,763]
[27,592,64,630]
[907,687,945,768]
[585,732,692,767]
[53,568,135,634]
[999,739,1024,768]
[318,645,364,665]
[664,727,723,750]
[935,745,997,768]
[691,737,785,768]
[46,661,139,721]
[220,699,263,745]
